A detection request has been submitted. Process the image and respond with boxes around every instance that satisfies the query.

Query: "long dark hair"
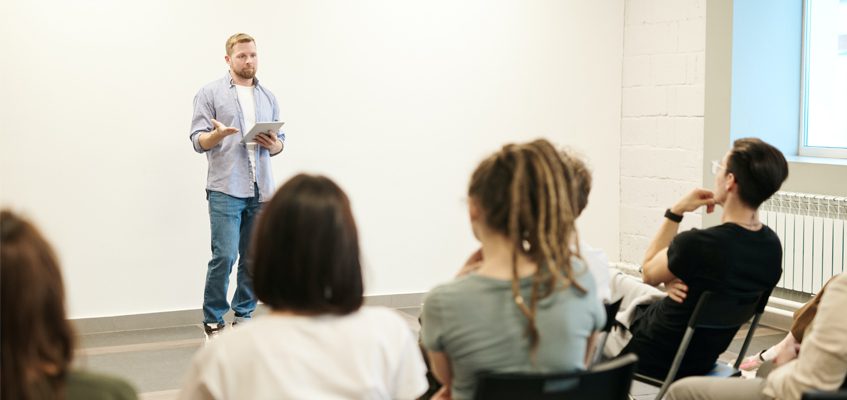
[468,139,585,359]
[1,210,75,400]
[250,174,364,315]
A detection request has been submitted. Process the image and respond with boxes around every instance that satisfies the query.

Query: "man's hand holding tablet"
[243,121,285,155]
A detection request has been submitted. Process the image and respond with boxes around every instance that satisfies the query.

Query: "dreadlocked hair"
[468,139,586,361]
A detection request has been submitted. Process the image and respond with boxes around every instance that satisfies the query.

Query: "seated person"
[1,210,138,400]
[178,174,428,400]
[666,273,847,400]
[738,274,841,371]
[456,149,611,302]
[603,138,789,379]
[421,139,606,400]
[562,149,611,303]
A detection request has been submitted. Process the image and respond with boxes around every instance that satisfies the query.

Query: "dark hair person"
[420,139,606,400]
[250,174,363,314]
[604,137,789,380]
[0,210,137,400]
[178,174,428,400]
[725,137,789,208]
[559,149,612,302]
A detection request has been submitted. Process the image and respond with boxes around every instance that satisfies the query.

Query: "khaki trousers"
[665,377,771,400]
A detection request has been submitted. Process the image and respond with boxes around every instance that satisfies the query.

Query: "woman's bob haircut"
[250,174,364,315]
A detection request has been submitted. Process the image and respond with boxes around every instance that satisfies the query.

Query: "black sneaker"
[203,322,225,343]
[231,317,250,328]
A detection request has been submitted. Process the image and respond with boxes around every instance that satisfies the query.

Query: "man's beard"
[233,67,256,80]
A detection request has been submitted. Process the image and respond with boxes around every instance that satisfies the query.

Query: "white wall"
[0,0,624,318]
[619,0,707,263]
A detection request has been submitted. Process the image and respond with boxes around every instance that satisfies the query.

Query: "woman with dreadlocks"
[420,139,606,400]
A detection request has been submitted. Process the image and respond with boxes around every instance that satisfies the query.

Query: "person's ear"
[725,172,736,192]
[224,55,231,64]
[468,198,481,221]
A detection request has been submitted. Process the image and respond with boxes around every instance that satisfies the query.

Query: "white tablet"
[241,121,285,144]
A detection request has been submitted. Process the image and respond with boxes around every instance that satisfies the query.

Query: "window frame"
[798,0,847,159]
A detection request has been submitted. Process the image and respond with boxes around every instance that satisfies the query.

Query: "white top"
[579,240,611,302]
[178,306,429,400]
[235,84,258,183]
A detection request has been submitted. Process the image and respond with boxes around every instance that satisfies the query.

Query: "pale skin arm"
[455,248,483,277]
[197,119,239,150]
[584,332,599,366]
[641,188,716,286]
[665,279,689,303]
[427,351,453,389]
[773,334,801,366]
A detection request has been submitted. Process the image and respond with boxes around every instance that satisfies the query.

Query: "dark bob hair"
[726,137,789,208]
[250,174,364,315]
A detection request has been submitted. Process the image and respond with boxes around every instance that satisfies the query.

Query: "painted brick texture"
[619,0,706,264]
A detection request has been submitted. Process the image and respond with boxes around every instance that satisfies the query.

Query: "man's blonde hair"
[226,33,255,56]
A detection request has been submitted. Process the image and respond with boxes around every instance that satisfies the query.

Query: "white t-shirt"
[178,306,428,400]
[579,240,611,302]
[235,84,258,183]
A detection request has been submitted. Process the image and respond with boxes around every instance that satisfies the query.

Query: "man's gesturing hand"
[211,119,239,138]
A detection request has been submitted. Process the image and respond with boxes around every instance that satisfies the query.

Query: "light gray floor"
[73,306,421,400]
[73,307,783,400]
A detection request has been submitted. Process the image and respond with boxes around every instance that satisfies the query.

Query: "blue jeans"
[203,188,261,325]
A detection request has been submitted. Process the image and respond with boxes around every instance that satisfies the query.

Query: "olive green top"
[66,370,137,400]
[31,370,137,400]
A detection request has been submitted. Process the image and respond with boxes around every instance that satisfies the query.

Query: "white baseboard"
[71,292,425,335]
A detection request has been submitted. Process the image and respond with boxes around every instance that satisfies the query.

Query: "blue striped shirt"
[190,72,285,202]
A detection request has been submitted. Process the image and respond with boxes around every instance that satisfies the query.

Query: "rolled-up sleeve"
[190,89,215,153]
[270,92,285,143]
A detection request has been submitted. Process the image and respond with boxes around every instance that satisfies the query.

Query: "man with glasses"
[603,138,789,380]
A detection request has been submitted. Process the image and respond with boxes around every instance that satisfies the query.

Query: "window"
[800,0,847,158]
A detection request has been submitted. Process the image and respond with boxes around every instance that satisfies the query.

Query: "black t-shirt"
[621,223,783,379]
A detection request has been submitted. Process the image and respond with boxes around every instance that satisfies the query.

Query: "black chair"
[633,291,768,400]
[804,378,847,399]
[473,353,637,400]
[802,390,847,400]
[591,298,624,365]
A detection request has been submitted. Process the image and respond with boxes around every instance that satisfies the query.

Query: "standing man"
[190,33,285,341]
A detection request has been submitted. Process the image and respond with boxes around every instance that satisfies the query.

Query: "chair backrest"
[800,377,847,399]
[688,291,765,329]
[645,291,767,400]
[602,298,623,332]
[590,298,624,366]
[473,353,638,400]
[802,390,847,400]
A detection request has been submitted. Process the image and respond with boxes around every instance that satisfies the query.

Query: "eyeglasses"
[711,160,726,175]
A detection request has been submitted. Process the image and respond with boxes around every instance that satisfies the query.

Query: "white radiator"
[761,192,847,296]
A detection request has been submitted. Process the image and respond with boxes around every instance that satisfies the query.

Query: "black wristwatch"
[664,209,683,223]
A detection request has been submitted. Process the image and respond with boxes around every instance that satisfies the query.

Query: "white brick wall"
[619,0,706,263]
